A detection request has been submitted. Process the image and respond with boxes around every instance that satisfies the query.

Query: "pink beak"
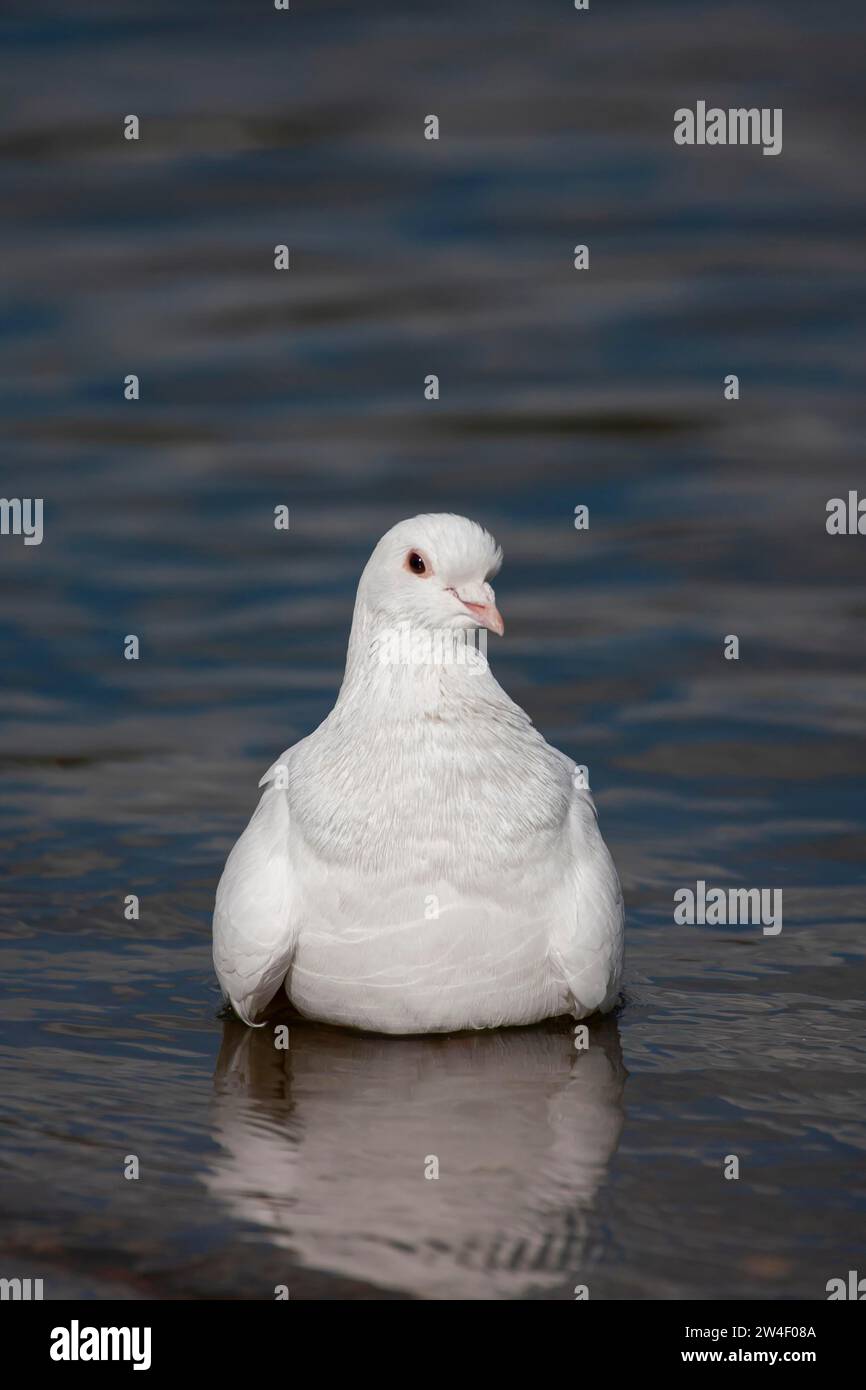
[457,596,505,636]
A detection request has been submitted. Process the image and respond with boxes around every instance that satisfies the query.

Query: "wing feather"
[549,783,624,1018]
[212,785,295,1026]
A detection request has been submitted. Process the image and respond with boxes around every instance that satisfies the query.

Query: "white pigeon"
[213,513,623,1034]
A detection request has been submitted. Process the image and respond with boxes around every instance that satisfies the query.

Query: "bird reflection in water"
[208,1011,626,1299]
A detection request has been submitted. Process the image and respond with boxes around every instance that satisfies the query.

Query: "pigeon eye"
[407,551,427,575]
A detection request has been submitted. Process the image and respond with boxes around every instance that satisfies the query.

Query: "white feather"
[213,786,294,1025]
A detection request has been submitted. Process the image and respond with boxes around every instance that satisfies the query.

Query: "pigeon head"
[358,513,504,636]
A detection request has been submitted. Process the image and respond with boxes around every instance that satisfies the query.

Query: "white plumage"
[213,513,623,1033]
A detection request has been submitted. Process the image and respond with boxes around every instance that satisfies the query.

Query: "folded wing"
[212,784,295,1026]
[549,779,624,1019]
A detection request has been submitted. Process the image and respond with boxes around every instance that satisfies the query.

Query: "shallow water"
[1,0,865,1299]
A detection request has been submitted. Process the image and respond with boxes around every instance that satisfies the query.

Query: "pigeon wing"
[212,783,295,1026]
[549,778,624,1019]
